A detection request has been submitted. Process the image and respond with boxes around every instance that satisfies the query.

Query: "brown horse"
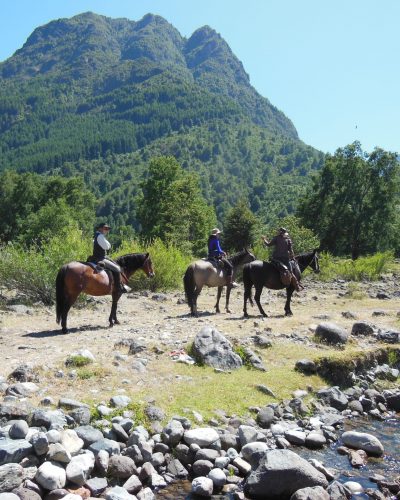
[56,253,154,334]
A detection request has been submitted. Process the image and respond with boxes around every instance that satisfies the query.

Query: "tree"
[137,156,216,255]
[265,215,320,254]
[297,142,399,259]
[223,199,259,252]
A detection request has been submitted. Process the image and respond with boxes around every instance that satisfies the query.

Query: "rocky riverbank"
[0,277,399,498]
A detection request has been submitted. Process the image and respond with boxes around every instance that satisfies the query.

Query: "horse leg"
[254,286,268,317]
[109,293,121,327]
[61,293,78,334]
[225,285,232,313]
[285,286,294,316]
[193,285,202,317]
[215,287,223,313]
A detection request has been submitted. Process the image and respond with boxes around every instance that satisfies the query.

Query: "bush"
[109,238,193,292]
[0,229,91,305]
[317,251,393,281]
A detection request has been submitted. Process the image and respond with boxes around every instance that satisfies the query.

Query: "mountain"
[0,12,323,226]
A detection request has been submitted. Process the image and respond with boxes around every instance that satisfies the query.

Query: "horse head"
[310,249,320,273]
[142,253,155,278]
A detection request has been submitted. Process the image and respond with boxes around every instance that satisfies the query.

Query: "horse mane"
[228,249,250,266]
[115,253,148,272]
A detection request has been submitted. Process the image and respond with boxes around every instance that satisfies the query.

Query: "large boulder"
[35,461,66,490]
[0,438,32,466]
[191,326,242,370]
[351,321,375,336]
[315,323,348,344]
[244,449,328,499]
[317,387,348,411]
[341,431,384,456]
[0,464,24,493]
[184,428,220,448]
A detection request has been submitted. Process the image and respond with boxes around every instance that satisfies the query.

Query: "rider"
[207,228,237,287]
[92,223,131,294]
[262,227,302,291]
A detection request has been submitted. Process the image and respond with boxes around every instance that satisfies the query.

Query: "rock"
[136,488,154,500]
[254,335,272,348]
[374,364,399,381]
[108,456,137,479]
[162,420,184,446]
[148,472,166,488]
[0,494,20,500]
[386,392,400,411]
[31,409,67,430]
[110,396,131,408]
[6,383,39,398]
[47,443,71,463]
[0,464,24,493]
[60,430,84,455]
[195,449,219,462]
[284,430,306,446]
[35,462,66,490]
[167,459,188,478]
[242,348,267,371]
[348,400,364,413]
[11,487,41,500]
[244,449,328,499]
[89,438,120,456]
[307,460,335,481]
[0,438,32,466]
[241,442,269,462]
[305,432,326,449]
[0,402,33,423]
[191,326,243,370]
[104,486,137,500]
[348,449,368,467]
[9,421,29,440]
[343,481,363,494]
[315,323,348,344]
[122,475,142,494]
[376,292,390,300]
[6,305,32,315]
[31,432,49,456]
[191,477,213,497]
[192,460,213,477]
[208,468,226,488]
[84,477,108,496]
[144,405,165,422]
[238,425,258,447]
[317,387,348,410]
[326,481,351,500]
[184,428,220,448]
[342,311,357,319]
[351,321,375,336]
[112,423,129,442]
[95,449,109,476]
[68,349,95,363]
[295,360,317,375]
[232,457,251,475]
[68,407,91,426]
[341,431,384,456]
[58,398,89,410]
[75,426,103,447]
[66,452,95,486]
[377,330,399,343]
[290,486,330,500]
[257,407,275,428]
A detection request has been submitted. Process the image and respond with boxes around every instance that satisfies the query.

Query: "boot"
[114,272,131,294]
[227,273,239,288]
[291,275,304,292]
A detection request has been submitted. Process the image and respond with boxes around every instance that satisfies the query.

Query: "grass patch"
[65,355,93,367]
[155,343,326,420]
[317,251,393,282]
[233,344,253,369]
[89,400,150,429]
[76,365,110,380]
[345,283,367,300]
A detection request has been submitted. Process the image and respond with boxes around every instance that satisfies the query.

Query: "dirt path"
[0,276,399,418]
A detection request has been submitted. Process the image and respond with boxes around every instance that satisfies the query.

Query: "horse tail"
[183,265,196,308]
[56,265,68,324]
[243,263,254,306]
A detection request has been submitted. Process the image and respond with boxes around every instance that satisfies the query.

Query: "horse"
[243,249,320,318]
[55,253,154,334]
[184,248,256,316]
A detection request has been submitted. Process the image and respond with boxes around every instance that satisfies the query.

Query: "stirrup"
[121,284,131,293]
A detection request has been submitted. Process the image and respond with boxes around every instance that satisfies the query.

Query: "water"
[156,417,400,499]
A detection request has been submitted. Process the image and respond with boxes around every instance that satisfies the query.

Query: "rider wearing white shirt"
[92,223,130,293]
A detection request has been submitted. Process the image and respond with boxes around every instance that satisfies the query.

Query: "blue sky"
[1,0,398,154]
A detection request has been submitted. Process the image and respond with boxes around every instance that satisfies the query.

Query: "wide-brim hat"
[98,223,111,230]
[211,228,222,235]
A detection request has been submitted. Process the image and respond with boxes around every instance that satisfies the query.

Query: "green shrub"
[65,355,93,367]
[0,228,91,304]
[114,238,192,292]
[318,251,393,281]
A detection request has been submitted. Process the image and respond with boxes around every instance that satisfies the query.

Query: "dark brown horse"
[56,253,154,334]
[243,250,320,318]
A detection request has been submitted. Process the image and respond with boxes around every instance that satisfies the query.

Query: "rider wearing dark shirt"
[207,228,235,286]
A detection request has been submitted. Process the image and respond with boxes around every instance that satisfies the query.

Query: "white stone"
[191,476,213,497]
[66,451,95,485]
[35,461,66,490]
[184,428,220,447]
[60,429,84,455]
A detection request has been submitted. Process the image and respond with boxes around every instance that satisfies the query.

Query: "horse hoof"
[61,329,68,335]
[226,309,231,314]
[285,312,293,317]
[114,320,120,325]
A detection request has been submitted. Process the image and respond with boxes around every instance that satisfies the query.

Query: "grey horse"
[183,248,256,316]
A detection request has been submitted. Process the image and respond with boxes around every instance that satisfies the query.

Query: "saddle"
[206,257,224,271]
[271,259,302,291]
[85,257,105,274]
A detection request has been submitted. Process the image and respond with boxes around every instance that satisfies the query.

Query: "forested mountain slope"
[0,12,323,225]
